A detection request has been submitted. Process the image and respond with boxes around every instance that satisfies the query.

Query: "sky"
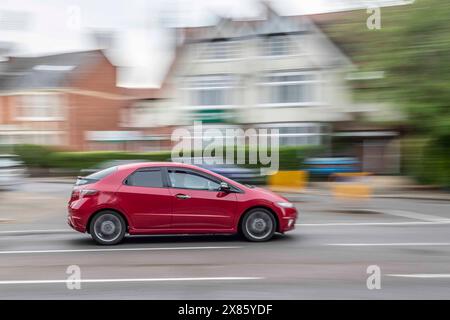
[0,0,410,87]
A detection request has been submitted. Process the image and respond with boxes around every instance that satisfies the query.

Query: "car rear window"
[76,166,117,185]
[125,169,163,188]
[86,166,117,180]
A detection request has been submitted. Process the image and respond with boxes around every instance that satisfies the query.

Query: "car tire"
[240,208,276,242]
[90,210,126,245]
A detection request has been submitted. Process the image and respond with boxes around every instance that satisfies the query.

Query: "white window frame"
[0,130,64,145]
[257,70,323,107]
[181,75,237,110]
[196,40,241,62]
[258,123,326,146]
[15,93,65,121]
[261,35,292,57]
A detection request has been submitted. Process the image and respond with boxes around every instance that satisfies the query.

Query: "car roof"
[116,161,248,190]
[117,161,208,171]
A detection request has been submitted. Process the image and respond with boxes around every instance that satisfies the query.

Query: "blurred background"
[1,0,450,300]
[0,0,448,190]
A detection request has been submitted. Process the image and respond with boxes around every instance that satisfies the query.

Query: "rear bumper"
[67,199,92,233]
[67,214,86,233]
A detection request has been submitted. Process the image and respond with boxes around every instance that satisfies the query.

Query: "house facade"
[140,7,355,149]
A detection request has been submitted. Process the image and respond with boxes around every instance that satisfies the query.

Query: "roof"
[0,50,107,92]
[0,49,169,99]
[179,4,353,68]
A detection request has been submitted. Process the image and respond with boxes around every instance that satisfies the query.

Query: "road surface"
[0,180,449,299]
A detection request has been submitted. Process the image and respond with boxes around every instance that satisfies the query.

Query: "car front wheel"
[90,211,126,245]
[241,208,276,242]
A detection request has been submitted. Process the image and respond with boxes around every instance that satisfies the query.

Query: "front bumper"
[279,207,298,232]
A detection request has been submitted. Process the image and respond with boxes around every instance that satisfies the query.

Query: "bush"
[13,144,55,168]
[12,144,323,173]
[402,137,450,188]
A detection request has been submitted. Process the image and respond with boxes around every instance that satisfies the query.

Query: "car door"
[167,167,237,230]
[116,167,172,230]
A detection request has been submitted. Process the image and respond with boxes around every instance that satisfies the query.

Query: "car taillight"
[70,189,97,201]
[80,189,98,197]
[70,189,80,201]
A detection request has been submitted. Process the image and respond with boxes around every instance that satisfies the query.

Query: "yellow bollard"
[268,170,308,193]
[331,172,372,199]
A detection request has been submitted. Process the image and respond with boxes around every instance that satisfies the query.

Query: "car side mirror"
[219,182,231,192]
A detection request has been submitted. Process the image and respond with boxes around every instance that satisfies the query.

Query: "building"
[0,5,402,173]
[124,5,401,173]
[139,5,355,149]
[0,50,156,150]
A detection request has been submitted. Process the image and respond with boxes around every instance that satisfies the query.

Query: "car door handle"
[175,193,191,199]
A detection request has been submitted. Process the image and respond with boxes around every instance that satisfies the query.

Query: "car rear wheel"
[90,211,126,245]
[241,208,276,242]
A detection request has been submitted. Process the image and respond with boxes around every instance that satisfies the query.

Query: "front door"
[167,168,237,230]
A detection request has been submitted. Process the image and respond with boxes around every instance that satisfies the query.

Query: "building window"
[262,35,291,56]
[258,71,320,105]
[260,123,325,146]
[199,40,240,60]
[17,94,64,120]
[127,102,155,128]
[184,75,235,108]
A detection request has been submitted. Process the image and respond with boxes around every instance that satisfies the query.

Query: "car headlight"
[277,202,294,208]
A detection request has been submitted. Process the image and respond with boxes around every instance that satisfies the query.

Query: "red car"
[68,162,297,245]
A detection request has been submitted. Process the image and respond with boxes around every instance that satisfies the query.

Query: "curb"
[282,192,450,202]
[28,180,450,201]
[30,179,74,184]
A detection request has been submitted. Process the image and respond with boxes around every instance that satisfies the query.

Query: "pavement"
[30,176,450,201]
[0,179,450,299]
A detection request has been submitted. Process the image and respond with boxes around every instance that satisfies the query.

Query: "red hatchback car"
[68,162,297,245]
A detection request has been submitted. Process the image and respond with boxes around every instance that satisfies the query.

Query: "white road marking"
[329,243,450,247]
[387,274,450,279]
[380,209,448,222]
[0,246,242,255]
[296,220,450,227]
[0,229,70,235]
[0,277,263,285]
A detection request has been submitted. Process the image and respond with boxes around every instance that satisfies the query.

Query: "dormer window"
[263,35,291,56]
[199,40,240,60]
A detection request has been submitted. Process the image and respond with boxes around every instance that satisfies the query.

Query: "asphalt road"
[0,180,450,299]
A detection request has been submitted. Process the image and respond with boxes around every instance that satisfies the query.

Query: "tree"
[321,0,449,186]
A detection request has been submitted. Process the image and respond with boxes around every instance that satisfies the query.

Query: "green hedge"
[12,144,323,172]
[402,137,450,188]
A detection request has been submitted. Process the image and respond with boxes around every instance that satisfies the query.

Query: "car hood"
[250,186,290,203]
[204,166,259,174]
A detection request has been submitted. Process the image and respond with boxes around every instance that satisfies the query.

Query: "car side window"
[168,170,220,191]
[126,169,164,188]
